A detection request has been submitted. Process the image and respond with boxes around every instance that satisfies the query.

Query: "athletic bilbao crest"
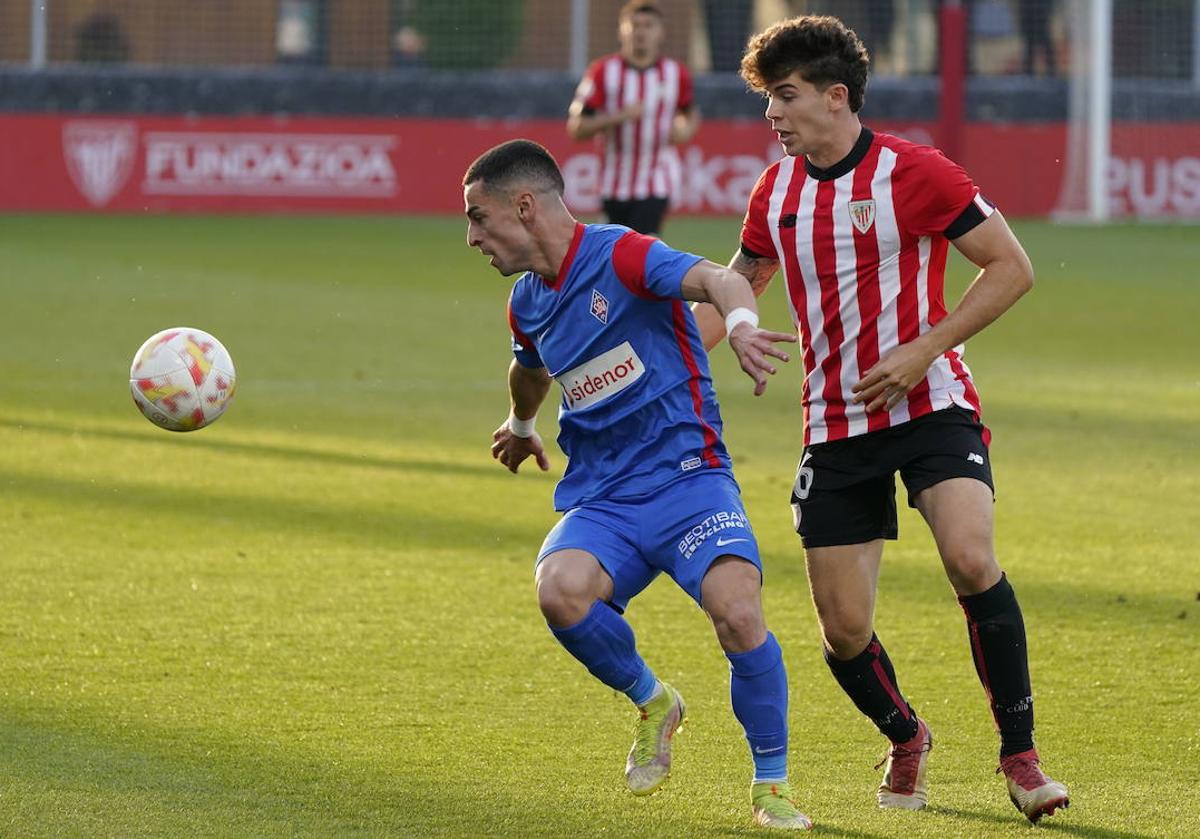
[63,121,137,207]
[848,199,876,234]
[590,288,609,324]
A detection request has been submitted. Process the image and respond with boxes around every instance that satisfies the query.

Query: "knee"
[536,560,605,626]
[942,544,1001,595]
[818,612,874,661]
[709,598,767,653]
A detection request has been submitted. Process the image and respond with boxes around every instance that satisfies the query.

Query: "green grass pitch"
[0,214,1196,837]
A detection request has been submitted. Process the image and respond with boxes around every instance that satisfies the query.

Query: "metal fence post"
[30,0,48,68]
[570,0,589,77]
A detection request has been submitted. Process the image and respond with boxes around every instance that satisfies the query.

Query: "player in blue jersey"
[464,139,812,831]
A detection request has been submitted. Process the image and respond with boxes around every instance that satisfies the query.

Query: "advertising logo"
[63,121,137,207]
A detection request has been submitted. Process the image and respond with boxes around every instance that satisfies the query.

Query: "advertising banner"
[3,114,1197,218]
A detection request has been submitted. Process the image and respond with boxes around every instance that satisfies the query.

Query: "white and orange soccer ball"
[129,327,237,432]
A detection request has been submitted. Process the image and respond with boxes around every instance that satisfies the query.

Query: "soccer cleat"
[751,781,814,831]
[1000,749,1070,823]
[875,717,933,809]
[625,682,685,795]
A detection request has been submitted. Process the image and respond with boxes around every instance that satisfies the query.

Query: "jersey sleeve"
[574,59,607,115]
[611,231,704,300]
[676,62,694,111]
[895,147,995,238]
[507,295,543,369]
[739,165,780,260]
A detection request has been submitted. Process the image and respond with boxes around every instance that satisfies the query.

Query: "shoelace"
[997,754,1046,788]
[757,785,801,816]
[632,706,663,765]
[873,738,933,772]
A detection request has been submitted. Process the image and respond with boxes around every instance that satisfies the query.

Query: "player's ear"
[826,82,849,111]
[515,191,536,223]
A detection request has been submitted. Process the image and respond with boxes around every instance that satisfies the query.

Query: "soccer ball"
[129,327,237,432]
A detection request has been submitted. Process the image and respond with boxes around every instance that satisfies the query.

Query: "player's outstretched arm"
[692,248,781,350]
[680,259,795,397]
[492,360,552,474]
[852,210,1035,412]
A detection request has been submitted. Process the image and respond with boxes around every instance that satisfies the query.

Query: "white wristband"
[508,413,537,438]
[724,307,759,337]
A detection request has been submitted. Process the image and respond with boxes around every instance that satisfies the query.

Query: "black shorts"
[602,197,670,235]
[790,406,995,549]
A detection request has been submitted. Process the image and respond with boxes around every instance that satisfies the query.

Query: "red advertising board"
[2,113,1198,218]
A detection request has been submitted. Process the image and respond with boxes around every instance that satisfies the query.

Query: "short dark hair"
[462,139,565,195]
[740,16,870,113]
[620,1,663,22]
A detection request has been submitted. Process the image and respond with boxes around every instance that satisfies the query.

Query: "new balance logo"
[967,452,985,465]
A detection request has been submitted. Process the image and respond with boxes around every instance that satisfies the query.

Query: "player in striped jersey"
[567,0,700,235]
[693,16,1069,823]
[464,139,811,830]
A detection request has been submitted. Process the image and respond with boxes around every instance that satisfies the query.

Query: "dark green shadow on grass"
[0,416,508,481]
[932,806,1158,839]
[0,467,543,554]
[0,708,502,836]
[0,704,838,838]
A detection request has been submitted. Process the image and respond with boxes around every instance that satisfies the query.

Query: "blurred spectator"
[276,0,325,65]
[1018,0,1057,76]
[76,13,130,64]
[567,1,699,235]
[391,25,425,68]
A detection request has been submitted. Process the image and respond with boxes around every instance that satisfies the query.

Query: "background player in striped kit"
[464,139,811,830]
[567,0,700,235]
[693,16,1069,824]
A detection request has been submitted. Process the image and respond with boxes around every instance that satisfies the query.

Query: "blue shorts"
[536,472,762,611]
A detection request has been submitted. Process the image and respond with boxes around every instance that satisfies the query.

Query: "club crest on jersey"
[849,199,876,234]
[590,288,609,324]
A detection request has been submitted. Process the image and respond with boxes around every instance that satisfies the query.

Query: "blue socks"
[550,601,658,705]
[727,632,789,782]
[551,604,791,782]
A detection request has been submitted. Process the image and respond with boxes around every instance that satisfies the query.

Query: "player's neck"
[805,118,864,171]
[622,50,657,69]
[533,215,582,281]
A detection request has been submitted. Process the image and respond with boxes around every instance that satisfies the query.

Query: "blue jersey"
[507,223,733,510]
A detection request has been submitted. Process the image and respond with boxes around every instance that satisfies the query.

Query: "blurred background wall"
[2,0,1198,219]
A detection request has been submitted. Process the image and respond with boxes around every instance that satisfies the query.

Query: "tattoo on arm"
[728,250,780,296]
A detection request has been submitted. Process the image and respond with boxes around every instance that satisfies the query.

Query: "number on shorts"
[793,451,814,501]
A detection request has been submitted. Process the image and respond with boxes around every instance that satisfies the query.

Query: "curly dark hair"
[740,16,870,113]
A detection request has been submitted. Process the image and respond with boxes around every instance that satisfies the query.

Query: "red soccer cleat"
[876,717,934,809]
[1000,748,1069,823]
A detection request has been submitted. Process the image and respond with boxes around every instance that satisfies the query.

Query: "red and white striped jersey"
[741,128,995,447]
[574,54,694,201]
